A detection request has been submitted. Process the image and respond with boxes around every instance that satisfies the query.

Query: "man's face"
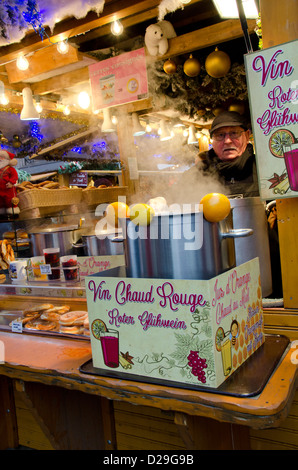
[211,126,251,162]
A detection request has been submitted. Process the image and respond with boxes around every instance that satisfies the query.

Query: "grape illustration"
[187,350,208,383]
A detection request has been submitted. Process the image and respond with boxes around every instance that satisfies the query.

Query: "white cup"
[9,260,27,282]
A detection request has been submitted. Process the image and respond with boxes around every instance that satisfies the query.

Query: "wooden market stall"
[0,0,297,451]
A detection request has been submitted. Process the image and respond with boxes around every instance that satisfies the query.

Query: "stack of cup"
[61,255,79,281]
[43,248,61,280]
[31,256,47,281]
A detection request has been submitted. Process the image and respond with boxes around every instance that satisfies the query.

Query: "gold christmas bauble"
[205,48,231,78]
[213,107,225,116]
[183,54,201,77]
[163,58,177,74]
[228,101,246,114]
[197,109,206,117]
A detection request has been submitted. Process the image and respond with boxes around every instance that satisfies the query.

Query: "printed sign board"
[85,258,264,389]
[89,48,148,111]
[245,39,298,200]
[69,172,88,187]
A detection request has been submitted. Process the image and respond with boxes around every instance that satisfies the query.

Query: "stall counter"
[0,331,297,450]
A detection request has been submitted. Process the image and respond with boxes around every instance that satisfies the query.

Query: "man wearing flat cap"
[199,110,259,197]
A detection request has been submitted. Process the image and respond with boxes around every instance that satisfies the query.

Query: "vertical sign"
[245,39,298,200]
[89,48,148,111]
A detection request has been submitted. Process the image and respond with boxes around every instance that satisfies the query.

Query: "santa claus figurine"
[0,150,19,215]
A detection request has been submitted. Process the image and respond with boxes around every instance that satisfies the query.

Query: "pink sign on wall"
[89,48,148,111]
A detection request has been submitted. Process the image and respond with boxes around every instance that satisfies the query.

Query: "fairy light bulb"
[0,94,9,105]
[63,105,70,115]
[111,20,123,36]
[78,91,90,109]
[57,40,69,54]
[17,55,29,71]
[35,101,43,113]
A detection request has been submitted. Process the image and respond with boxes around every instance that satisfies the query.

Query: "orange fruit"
[130,203,155,226]
[200,192,230,222]
[106,201,130,227]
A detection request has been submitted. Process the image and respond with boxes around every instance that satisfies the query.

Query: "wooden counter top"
[0,331,297,431]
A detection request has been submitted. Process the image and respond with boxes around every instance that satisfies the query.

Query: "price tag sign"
[69,172,88,187]
[40,264,52,275]
[11,320,23,333]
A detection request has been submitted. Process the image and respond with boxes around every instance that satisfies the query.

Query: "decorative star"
[268,172,287,189]
[120,351,134,365]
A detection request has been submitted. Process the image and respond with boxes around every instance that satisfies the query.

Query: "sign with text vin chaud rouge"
[85,258,264,389]
[245,39,298,201]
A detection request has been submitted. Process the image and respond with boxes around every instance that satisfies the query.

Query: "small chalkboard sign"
[69,172,88,187]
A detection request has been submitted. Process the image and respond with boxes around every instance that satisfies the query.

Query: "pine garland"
[148,60,248,121]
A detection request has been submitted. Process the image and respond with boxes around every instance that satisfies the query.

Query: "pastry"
[24,319,58,331]
[59,325,84,335]
[40,311,61,322]
[23,303,54,315]
[59,311,88,326]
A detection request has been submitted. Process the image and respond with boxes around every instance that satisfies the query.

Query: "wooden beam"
[31,19,255,98]
[31,67,90,96]
[29,127,98,159]
[0,0,167,64]
[147,19,257,61]
[73,0,206,45]
[5,45,82,84]
[0,0,207,66]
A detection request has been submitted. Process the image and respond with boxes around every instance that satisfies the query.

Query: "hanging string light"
[78,91,90,109]
[57,40,69,54]
[16,55,29,71]
[63,105,70,116]
[35,98,43,113]
[111,20,124,36]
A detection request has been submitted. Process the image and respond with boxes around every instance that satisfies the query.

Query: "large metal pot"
[29,223,82,256]
[78,228,124,256]
[230,197,272,297]
[119,210,252,280]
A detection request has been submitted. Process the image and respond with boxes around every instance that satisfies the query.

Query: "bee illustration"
[230,318,239,347]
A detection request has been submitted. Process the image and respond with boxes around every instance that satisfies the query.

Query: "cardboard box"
[85,258,264,389]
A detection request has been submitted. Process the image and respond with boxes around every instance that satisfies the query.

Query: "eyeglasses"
[212,130,244,141]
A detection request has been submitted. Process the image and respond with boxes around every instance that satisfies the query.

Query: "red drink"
[48,267,60,280]
[63,266,79,281]
[100,330,119,368]
[43,248,60,267]
[284,147,298,191]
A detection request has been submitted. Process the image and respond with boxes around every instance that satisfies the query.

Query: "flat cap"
[210,111,248,136]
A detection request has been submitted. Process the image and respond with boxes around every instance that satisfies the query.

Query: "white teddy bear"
[144,20,176,56]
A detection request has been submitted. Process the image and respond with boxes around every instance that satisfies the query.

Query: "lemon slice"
[269,129,295,158]
[215,327,225,352]
[91,319,107,339]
